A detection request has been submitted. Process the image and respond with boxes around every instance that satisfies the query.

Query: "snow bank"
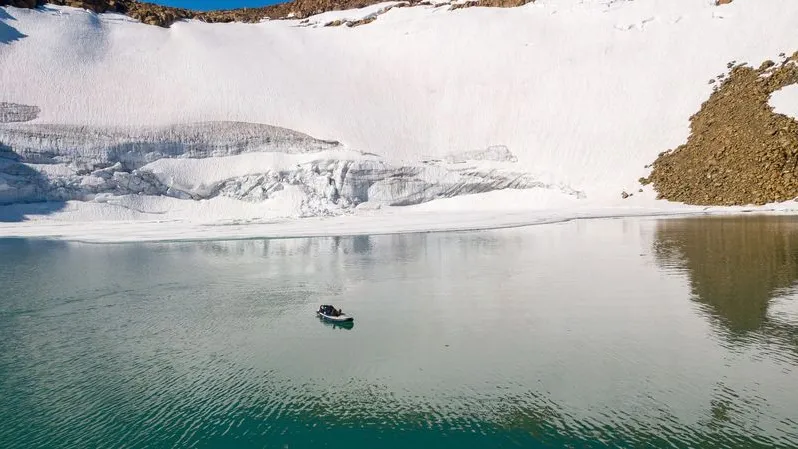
[2,0,798,241]
[297,1,404,27]
[770,83,798,120]
[4,193,798,243]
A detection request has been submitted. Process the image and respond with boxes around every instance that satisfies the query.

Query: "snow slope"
[2,0,798,241]
[771,84,798,120]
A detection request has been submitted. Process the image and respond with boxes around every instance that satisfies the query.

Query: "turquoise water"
[1,217,797,448]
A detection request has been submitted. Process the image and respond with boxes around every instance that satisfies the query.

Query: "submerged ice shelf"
[0,121,584,219]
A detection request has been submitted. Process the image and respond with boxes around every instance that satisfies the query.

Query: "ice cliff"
[0,120,580,216]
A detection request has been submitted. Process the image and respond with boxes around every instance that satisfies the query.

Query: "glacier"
[2,0,798,241]
[0,120,578,218]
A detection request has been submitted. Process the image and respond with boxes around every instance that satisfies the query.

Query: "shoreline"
[3,203,797,244]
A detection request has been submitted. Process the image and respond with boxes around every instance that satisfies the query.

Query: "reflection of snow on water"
[768,291,798,327]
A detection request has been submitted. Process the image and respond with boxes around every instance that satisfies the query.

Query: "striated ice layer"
[0,121,584,216]
[0,103,40,124]
[0,121,342,170]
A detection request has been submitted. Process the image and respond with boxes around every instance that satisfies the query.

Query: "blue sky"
[149,0,283,11]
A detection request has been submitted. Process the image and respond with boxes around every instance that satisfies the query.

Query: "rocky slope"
[1,0,530,27]
[644,52,798,206]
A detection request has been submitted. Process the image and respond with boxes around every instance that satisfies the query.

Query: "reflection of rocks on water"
[653,216,798,337]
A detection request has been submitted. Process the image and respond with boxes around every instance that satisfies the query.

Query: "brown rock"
[347,15,375,26]
[449,0,479,10]
[647,52,798,206]
[1,0,40,6]
[2,0,534,27]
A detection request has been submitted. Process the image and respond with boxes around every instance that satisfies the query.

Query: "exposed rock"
[449,0,478,10]
[478,0,529,6]
[1,0,535,28]
[646,52,798,206]
[346,15,375,26]
[449,0,525,10]
[2,0,40,7]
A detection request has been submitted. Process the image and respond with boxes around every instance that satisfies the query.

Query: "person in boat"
[319,305,341,317]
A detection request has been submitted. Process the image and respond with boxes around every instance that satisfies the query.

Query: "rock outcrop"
[3,0,38,7]
[644,52,798,206]
[0,0,534,27]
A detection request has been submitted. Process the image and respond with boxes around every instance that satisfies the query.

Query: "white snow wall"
[2,0,798,199]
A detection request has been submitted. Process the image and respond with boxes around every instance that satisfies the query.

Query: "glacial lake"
[1,216,797,448]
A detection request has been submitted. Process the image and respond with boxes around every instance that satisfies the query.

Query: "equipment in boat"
[316,304,353,322]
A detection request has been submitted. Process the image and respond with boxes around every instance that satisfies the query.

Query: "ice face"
[0,122,342,170]
[0,103,40,124]
[0,121,583,215]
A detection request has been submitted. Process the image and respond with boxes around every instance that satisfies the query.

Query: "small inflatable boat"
[317,305,353,322]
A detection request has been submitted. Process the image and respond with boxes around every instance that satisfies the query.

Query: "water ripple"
[3,222,798,448]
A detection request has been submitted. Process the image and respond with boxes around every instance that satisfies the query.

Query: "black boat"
[316,304,353,322]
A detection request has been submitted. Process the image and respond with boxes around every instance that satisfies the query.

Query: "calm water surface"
[1,216,797,448]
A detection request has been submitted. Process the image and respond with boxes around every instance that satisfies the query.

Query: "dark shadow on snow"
[0,9,27,44]
[0,201,68,222]
[0,144,68,222]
